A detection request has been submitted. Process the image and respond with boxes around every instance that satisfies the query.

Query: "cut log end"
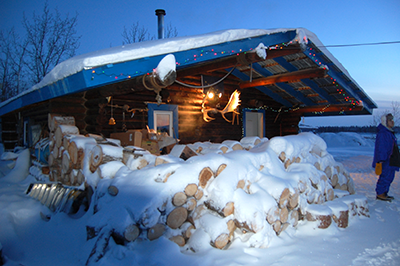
[172,192,187,207]
[184,183,198,197]
[167,207,188,229]
[199,167,214,188]
[124,224,140,242]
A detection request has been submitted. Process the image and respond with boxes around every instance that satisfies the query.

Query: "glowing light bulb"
[207,91,215,99]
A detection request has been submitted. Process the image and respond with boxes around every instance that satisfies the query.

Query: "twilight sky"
[1,0,399,126]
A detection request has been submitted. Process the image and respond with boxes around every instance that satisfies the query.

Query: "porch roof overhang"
[0,28,377,117]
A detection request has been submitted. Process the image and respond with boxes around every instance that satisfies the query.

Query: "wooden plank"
[239,68,327,89]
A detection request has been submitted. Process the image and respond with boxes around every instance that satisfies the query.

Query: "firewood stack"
[47,114,128,187]
[43,115,369,259]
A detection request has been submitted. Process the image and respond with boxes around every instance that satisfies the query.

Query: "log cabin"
[0,27,377,153]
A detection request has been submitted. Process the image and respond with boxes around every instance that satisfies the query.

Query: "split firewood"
[53,145,59,159]
[169,235,186,247]
[194,188,203,200]
[167,207,188,229]
[279,151,286,162]
[184,183,198,197]
[190,204,205,222]
[324,166,332,179]
[200,214,232,249]
[89,144,123,173]
[183,223,196,239]
[237,179,245,190]
[221,140,243,151]
[326,188,335,201]
[272,220,282,234]
[172,192,187,207]
[170,145,198,160]
[68,141,84,167]
[279,188,290,208]
[147,224,165,241]
[240,136,262,150]
[161,171,174,183]
[55,125,79,148]
[307,189,322,204]
[325,201,349,228]
[288,191,299,209]
[213,233,230,249]
[284,159,292,169]
[185,198,197,212]
[339,183,348,191]
[222,202,234,217]
[347,178,356,195]
[280,207,289,224]
[333,210,349,228]
[215,163,227,177]
[49,114,75,132]
[48,153,56,167]
[124,224,140,242]
[278,223,290,235]
[219,146,229,154]
[76,170,85,185]
[310,144,322,157]
[289,209,299,227]
[343,194,370,217]
[198,167,214,188]
[85,133,106,142]
[266,205,280,224]
[61,151,73,175]
[69,170,78,186]
[98,161,125,179]
[227,219,236,237]
[155,157,167,166]
[330,174,339,187]
[204,200,233,218]
[305,205,333,229]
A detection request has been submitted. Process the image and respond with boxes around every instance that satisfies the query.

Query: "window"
[148,104,179,139]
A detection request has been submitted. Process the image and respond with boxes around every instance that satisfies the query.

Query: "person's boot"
[376,193,392,202]
[385,192,395,200]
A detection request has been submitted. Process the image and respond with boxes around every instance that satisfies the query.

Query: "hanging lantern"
[109,97,116,125]
[109,117,116,125]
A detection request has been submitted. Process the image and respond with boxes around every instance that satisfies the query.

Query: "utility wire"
[322,41,400,48]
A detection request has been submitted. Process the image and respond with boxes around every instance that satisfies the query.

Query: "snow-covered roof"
[0,28,377,116]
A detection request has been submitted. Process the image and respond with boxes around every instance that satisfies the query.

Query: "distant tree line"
[315,126,399,134]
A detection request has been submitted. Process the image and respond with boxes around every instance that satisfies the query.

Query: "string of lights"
[89,40,365,116]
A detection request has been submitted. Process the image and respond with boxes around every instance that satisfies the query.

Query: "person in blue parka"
[372,113,400,201]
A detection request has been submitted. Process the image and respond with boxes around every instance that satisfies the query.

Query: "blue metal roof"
[0,29,377,117]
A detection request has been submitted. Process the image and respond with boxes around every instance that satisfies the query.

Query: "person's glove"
[375,162,382,175]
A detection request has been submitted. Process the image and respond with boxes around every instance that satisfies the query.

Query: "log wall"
[2,77,302,150]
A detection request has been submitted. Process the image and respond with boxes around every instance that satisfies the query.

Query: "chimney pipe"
[155,9,166,39]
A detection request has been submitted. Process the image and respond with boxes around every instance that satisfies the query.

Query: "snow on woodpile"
[33,116,369,263]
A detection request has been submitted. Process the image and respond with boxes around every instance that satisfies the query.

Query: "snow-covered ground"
[0,132,399,266]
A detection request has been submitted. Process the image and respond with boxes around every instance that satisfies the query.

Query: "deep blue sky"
[1,0,399,125]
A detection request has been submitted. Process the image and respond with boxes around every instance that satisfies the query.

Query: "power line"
[323,41,400,48]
